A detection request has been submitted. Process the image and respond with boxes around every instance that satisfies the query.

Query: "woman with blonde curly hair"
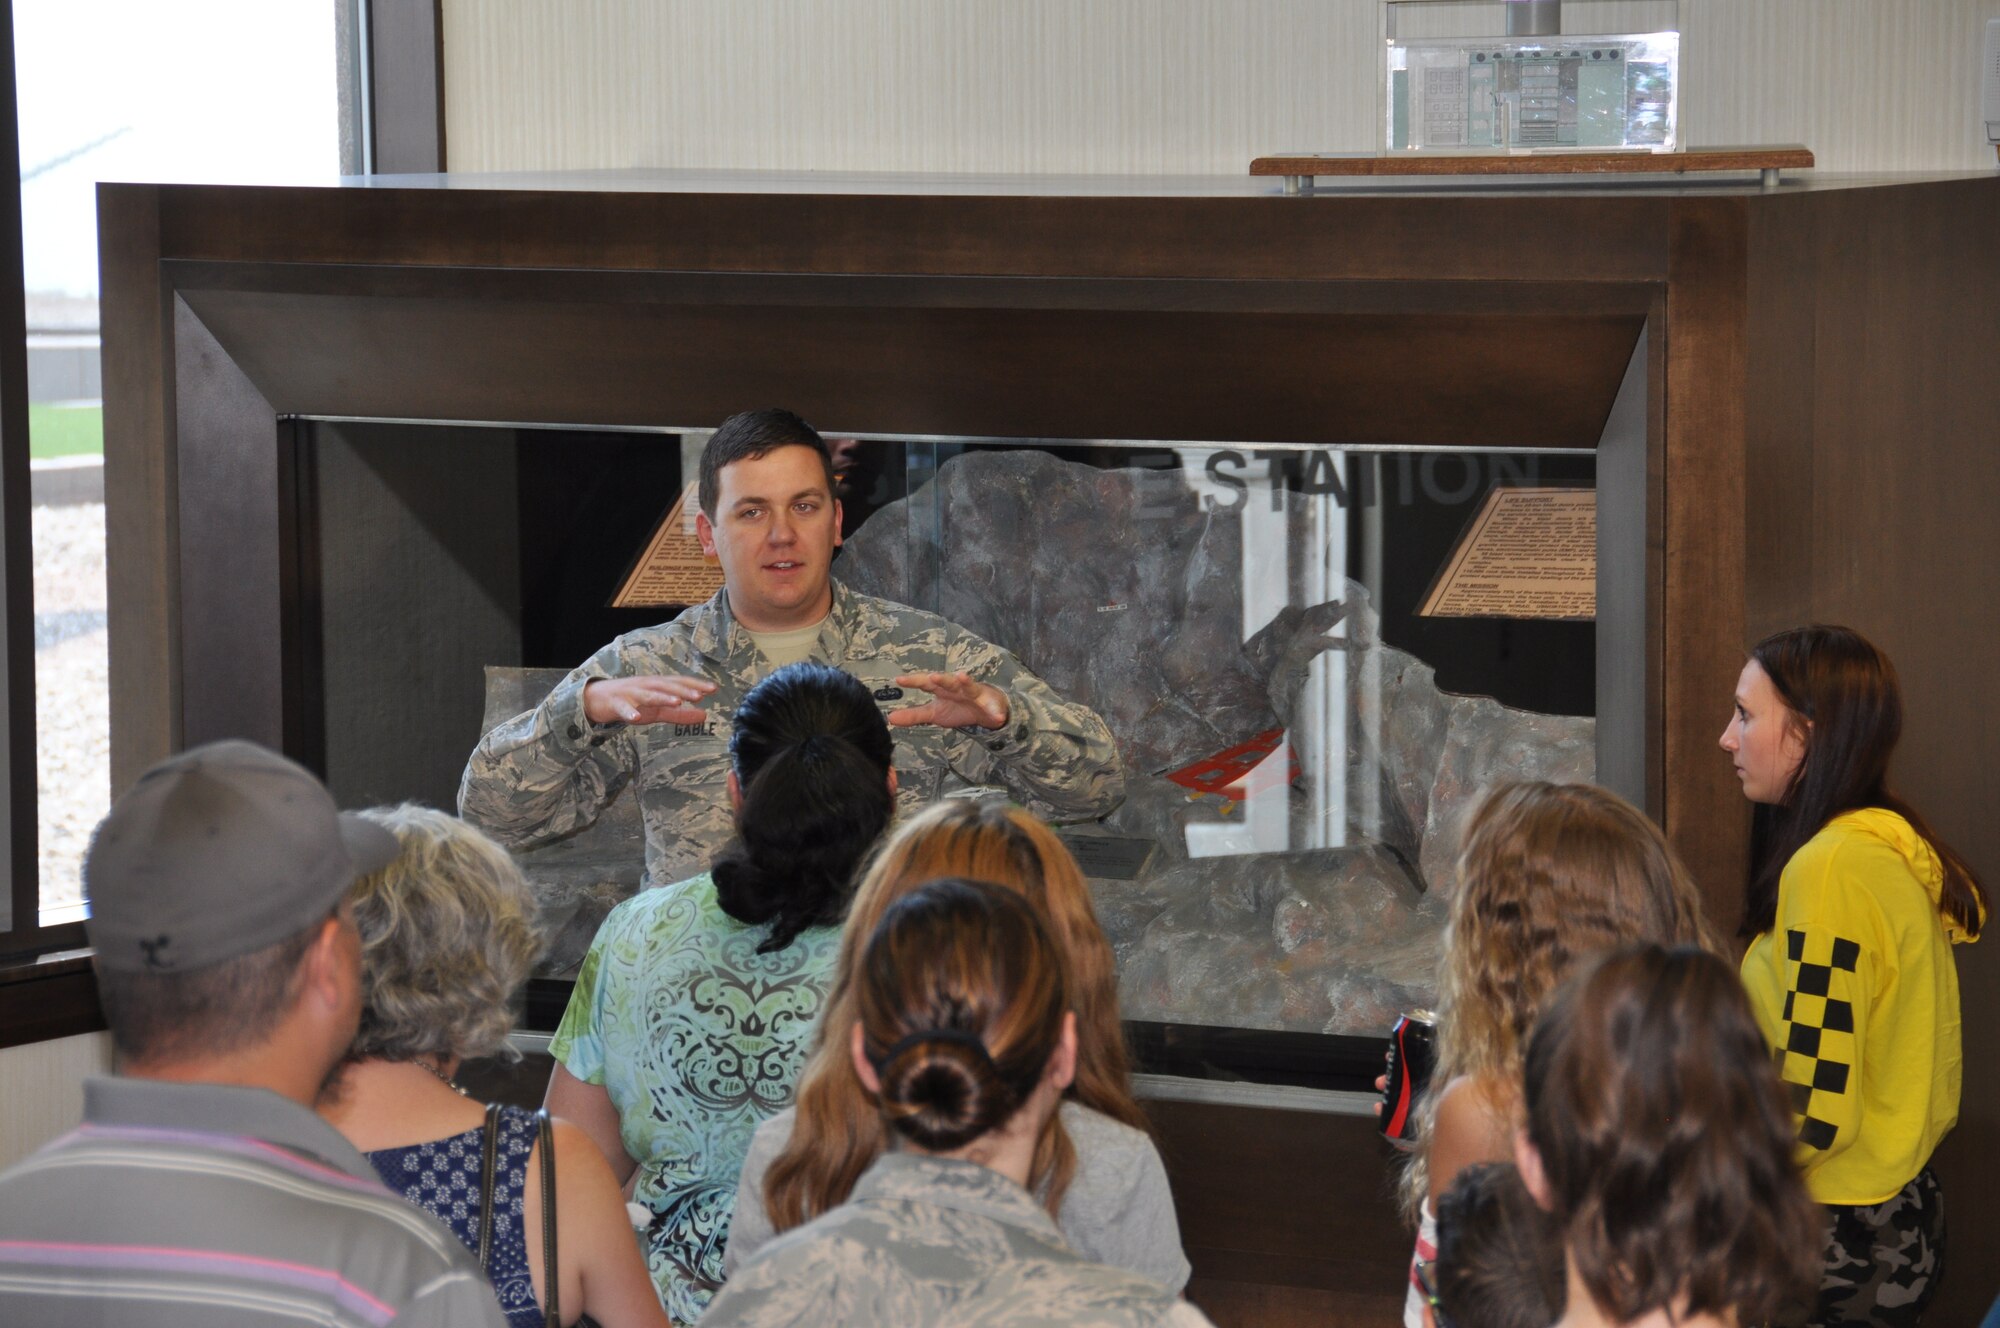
[723,798,1187,1292]
[319,805,667,1328]
[1397,781,1717,1328]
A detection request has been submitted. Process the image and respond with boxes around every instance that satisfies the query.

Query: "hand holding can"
[1378,1010,1437,1150]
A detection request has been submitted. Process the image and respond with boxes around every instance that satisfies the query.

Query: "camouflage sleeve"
[458,638,639,848]
[945,630,1125,821]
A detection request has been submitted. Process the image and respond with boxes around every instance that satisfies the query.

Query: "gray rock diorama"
[836,450,1593,1036]
[488,450,1594,1032]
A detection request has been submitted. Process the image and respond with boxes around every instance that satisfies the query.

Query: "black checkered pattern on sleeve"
[1774,927,1861,1151]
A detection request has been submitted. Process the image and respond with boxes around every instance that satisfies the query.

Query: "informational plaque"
[1418,487,1595,621]
[610,482,726,609]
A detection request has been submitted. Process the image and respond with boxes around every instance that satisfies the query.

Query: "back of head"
[1441,781,1716,1079]
[711,662,895,953]
[84,739,399,1070]
[855,877,1069,1153]
[347,805,544,1064]
[1407,782,1717,1219]
[698,408,834,518]
[1432,1163,1564,1328]
[1523,944,1822,1325]
[1747,624,1986,939]
[844,799,1137,1122]
[763,799,1140,1230]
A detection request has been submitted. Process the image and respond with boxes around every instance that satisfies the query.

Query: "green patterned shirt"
[550,872,839,1323]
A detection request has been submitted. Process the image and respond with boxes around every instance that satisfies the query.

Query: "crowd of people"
[0,410,1988,1327]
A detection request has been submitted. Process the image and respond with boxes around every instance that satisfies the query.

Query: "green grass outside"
[29,403,103,459]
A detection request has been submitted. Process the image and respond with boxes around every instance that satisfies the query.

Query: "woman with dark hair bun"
[1722,625,1986,1325]
[703,879,1213,1328]
[545,662,895,1324]
[1516,945,1824,1328]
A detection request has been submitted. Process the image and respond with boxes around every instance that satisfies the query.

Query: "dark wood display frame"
[88,170,2000,1323]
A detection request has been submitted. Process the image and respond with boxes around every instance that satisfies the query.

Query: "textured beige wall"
[441,0,2000,175]
[0,1031,111,1171]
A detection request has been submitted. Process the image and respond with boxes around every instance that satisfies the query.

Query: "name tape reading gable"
[1418,487,1595,621]
[611,481,728,609]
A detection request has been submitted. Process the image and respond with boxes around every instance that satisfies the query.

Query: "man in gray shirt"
[0,741,508,1327]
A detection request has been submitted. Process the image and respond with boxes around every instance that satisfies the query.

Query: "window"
[4,0,355,951]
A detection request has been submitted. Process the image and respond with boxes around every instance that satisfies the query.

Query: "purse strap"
[476,1101,503,1275]
[535,1108,559,1328]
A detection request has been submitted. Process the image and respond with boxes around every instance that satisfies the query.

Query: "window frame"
[0,0,443,1032]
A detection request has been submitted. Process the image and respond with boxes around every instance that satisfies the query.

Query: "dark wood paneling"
[150,187,1673,285]
[1660,198,1754,933]
[172,299,286,751]
[177,289,1642,449]
[1744,177,2000,1328]
[0,958,104,1050]
[1147,1100,1408,1295]
[1742,197,1819,641]
[98,184,180,792]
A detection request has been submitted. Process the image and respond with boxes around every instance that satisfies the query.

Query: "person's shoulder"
[1787,811,1937,922]
[603,600,713,654]
[840,586,952,632]
[749,1104,800,1152]
[1,1114,481,1299]
[613,871,715,923]
[244,1141,480,1278]
[1061,1100,1155,1156]
[1060,1101,1169,1213]
[729,1203,890,1284]
[993,1252,1188,1323]
[706,1218,894,1326]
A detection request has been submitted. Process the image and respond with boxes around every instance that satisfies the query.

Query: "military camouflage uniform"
[1812,1166,1943,1328]
[702,1152,1213,1327]
[460,583,1124,886]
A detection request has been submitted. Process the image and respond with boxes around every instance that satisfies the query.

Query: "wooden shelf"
[1252,144,1813,192]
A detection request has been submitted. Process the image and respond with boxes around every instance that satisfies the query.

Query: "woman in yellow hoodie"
[1721,625,1987,1327]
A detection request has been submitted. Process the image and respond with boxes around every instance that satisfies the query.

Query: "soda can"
[1379,1009,1438,1150]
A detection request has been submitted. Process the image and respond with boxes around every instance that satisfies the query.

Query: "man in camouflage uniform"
[460,409,1123,886]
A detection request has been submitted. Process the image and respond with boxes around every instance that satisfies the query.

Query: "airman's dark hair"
[697,408,836,518]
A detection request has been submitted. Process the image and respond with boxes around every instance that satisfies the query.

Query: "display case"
[312,411,1628,1079]
[97,169,2000,1312]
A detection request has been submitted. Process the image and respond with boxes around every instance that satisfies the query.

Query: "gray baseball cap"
[85,740,400,973]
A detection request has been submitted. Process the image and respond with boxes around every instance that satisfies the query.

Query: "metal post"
[1505,0,1562,37]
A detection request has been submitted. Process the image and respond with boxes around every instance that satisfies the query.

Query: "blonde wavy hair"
[1401,781,1718,1219]
[762,800,1148,1232]
[347,804,544,1063]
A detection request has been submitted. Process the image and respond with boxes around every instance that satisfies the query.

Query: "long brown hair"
[857,878,1069,1153]
[763,800,1147,1231]
[1524,945,1823,1324]
[1743,625,1987,940]
[1402,781,1718,1218]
